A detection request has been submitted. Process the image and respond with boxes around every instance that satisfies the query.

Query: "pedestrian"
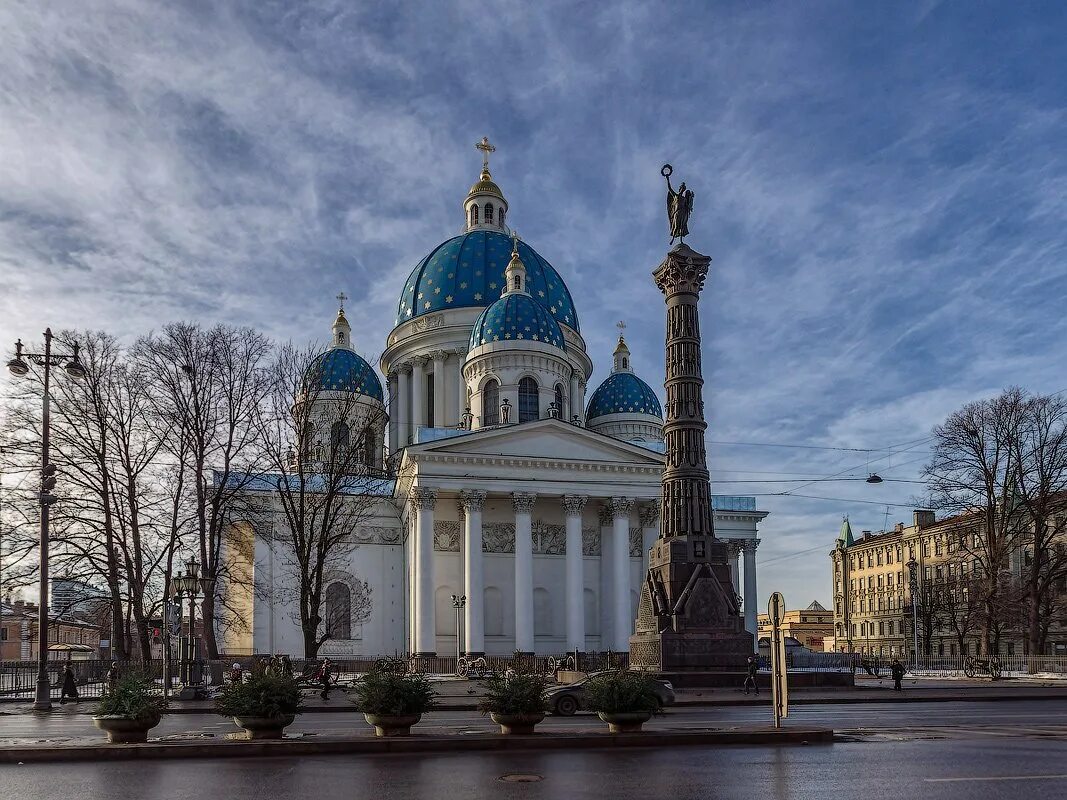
[229,662,244,685]
[891,658,905,692]
[316,657,333,700]
[60,663,80,704]
[281,654,294,678]
[743,654,760,695]
[105,661,120,692]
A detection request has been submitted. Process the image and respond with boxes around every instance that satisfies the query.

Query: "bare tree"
[134,323,271,659]
[254,341,388,658]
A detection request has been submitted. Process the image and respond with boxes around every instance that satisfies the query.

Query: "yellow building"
[757,600,833,651]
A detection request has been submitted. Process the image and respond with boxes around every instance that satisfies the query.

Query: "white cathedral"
[224,142,767,658]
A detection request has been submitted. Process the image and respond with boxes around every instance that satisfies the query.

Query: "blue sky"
[2,1,1066,610]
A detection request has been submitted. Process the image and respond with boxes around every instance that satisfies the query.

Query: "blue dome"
[395,230,579,332]
[586,372,663,420]
[469,293,567,351]
[305,348,383,402]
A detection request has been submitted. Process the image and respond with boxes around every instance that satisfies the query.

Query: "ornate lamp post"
[7,331,86,711]
[907,557,920,665]
[451,594,466,669]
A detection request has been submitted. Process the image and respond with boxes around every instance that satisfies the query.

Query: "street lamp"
[450,594,466,670]
[7,331,86,711]
[907,557,920,666]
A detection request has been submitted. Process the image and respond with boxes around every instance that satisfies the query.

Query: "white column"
[454,350,466,427]
[387,370,398,455]
[513,492,537,654]
[744,538,760,648]
[398,364,412,447]
[461,490,486,655]
[406,513,416,651]
[728,541,742,599]
[609,497,634,651]
[598,505,614,646]
[569,371,581,423]
[562,495,588,651]
[639,501,660,574]
[431,351,446,428]
[411,487,437,655]
[410,357,426,438]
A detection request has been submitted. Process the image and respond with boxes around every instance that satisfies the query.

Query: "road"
[2,700,1067,799]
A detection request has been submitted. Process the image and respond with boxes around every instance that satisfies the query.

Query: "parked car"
[545,672,675,716]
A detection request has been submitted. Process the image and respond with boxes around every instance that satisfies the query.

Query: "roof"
[806,600,828,611]
[305,348,384,401]
[837,517,855,547]
[213,470,396,496]
[394,230,578,331]
[469,292,566,350]
[586,372,663,420]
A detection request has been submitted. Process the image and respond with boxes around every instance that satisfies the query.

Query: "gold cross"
[336,291,348,310]
[475,136,496,170]
[617,320,627,336]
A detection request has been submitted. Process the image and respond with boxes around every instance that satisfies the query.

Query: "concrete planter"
[364,713,421,737]
[92,711,162,743]
[233,713,296,740]
[490,712,545,735]
[597,711,652,733]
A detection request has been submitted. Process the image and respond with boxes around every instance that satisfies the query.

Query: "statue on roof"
[662,164,694,244]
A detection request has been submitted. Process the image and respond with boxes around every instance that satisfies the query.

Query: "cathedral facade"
[223,143,767,658]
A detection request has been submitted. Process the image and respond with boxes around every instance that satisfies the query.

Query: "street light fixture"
[907,557,920,666]
[7,330,86,711]
[451,594,466,670]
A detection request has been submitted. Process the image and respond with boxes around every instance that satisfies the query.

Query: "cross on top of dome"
[476,136,496,171]
[465,136,508,232]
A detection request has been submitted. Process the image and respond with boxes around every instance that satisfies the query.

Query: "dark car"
[544,672,675,716]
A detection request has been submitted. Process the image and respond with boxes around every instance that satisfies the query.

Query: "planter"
[92,711,162,743]
[490,711,545,735]
[233,713,296,740]
[597,711,652,734]
[364,713,422,737]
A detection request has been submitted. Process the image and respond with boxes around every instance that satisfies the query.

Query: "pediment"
[408,419,666,466]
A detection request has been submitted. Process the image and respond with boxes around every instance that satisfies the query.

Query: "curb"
[0,727,834,763]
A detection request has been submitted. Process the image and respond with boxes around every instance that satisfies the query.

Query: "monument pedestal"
[630,535,751,672]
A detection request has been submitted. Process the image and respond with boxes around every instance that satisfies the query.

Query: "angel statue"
[662,164,694,244]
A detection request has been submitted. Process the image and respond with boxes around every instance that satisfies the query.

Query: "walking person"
[60,663,80,704]
[316,657,333,701]
[743,654,760,695]
[890,658,905,692]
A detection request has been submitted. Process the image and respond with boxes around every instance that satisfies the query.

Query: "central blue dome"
[395,230,579,332]
[586,373,662,420]
[469,293,566,350]
[305,348,384,402]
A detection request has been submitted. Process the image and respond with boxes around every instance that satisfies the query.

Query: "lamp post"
[181,557,201,688]
[7,331,87,711]
[450,594,466,670]
[907,557,920,666]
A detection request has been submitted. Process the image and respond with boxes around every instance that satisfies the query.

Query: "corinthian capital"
[608,496,634,518]
[639,500,661,528]
[512,492,537,514]
[460,490,487,513]
[409,486,438,511]
[561,494,588,517]
[743,538,760,553]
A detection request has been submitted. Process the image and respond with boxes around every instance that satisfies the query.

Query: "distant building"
[0,600,102,660]
[51,577,109,616]
[757,600,833,652]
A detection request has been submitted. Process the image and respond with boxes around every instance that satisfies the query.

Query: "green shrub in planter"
[477,671,548,716]
[583,670,661,715]
[351,667,437,716]
[95,671,167,722]
[215,673,303,719]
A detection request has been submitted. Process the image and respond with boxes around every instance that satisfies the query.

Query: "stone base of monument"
[629,535,753,674]
[655,671,855,689]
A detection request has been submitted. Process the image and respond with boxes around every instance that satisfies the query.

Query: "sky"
[2,1,1066,611]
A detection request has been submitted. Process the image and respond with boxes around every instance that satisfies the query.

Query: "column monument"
[630,164,752,673]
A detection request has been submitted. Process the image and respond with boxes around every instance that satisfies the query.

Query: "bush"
[351,666,437,715]
[214,673,303,719]
[582,670,661,714]
[95,671,167,722]
[478,671,548,716]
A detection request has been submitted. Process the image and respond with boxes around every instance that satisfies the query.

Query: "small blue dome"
[469,293,567,351]
[395,230,579,332]
[306,348,383,402]
[586,372,662,420]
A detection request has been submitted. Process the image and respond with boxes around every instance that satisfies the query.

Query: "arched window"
[483,379,499,426]
[622,356,629,370]
[302,423,315,456]
[518,377,538,423]
[331,421,350,448]
[513,274,521,290]
[484,203,494,224]
[498,208,505,227]
[426,374,435,428]
[364,432,376,468]
[554,384,566,418]
[325,582,351,640]
[469,204,479,226]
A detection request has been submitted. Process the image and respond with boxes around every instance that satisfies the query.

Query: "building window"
[482,380,499,426]
[426,374,435,428]
[331,421,350,448]
[324,582,352,640]
[302,423,315,456]
[484,203,494,224]
[498,208,505,227]
[518,377,538,423]
[877,551,882,566]
[879,622,885,636]
[554,384,566,418]
[364,432,376,468]
[470,205,479,226]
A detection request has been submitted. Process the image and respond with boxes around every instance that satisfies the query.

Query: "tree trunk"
[201,589,220,660]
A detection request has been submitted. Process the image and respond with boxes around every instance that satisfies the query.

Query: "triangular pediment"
[408,419,666,466]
